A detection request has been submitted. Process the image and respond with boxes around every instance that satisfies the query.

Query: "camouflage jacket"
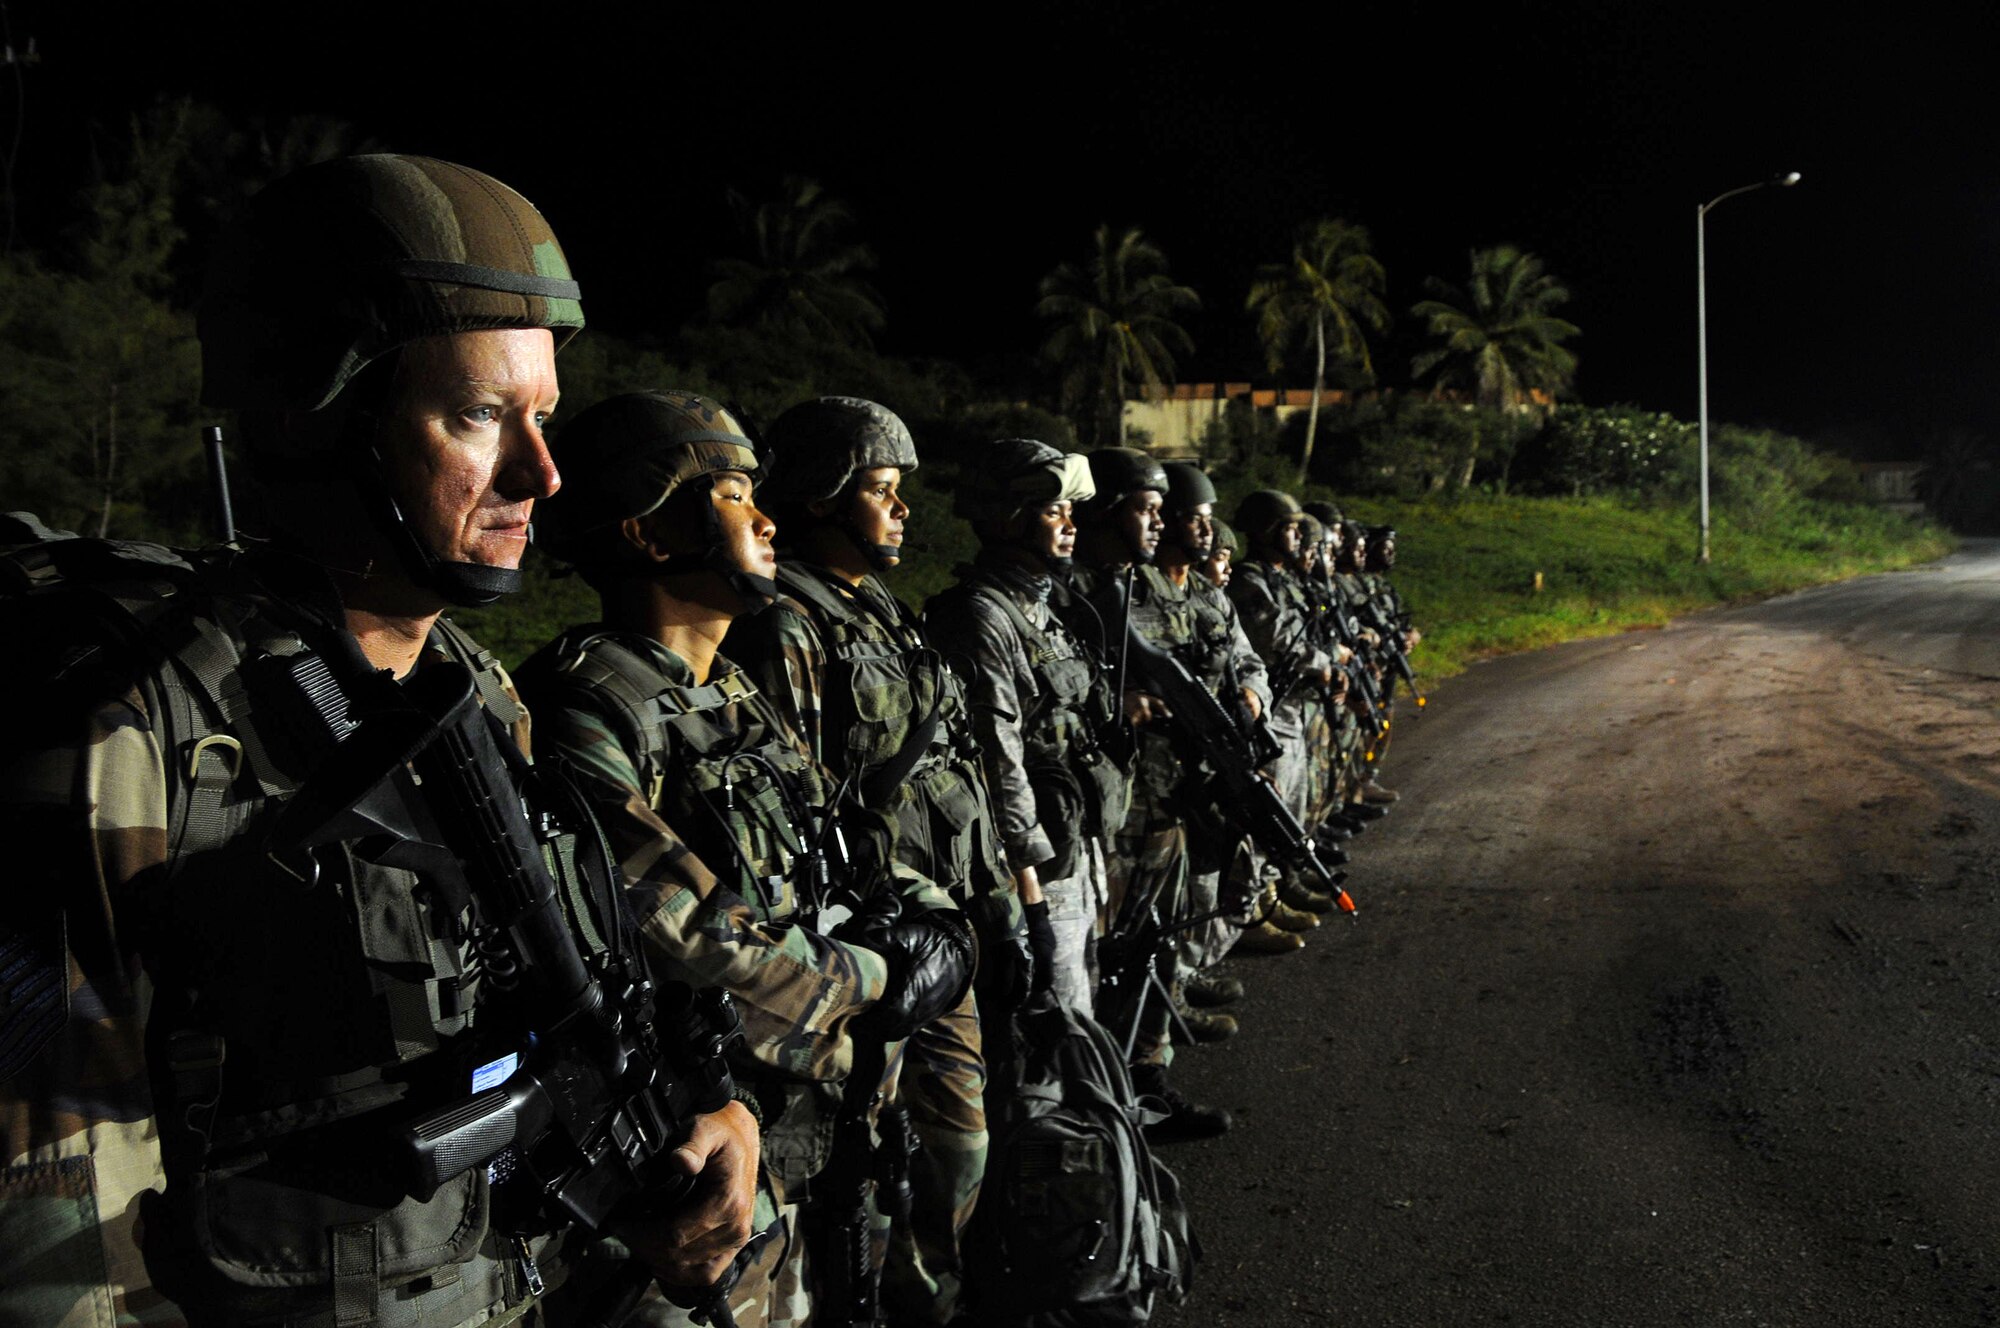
[0,547,577,1328]
[515,629,912,1085]
[1182,570,1271,711]
[924,552,1112,874]
[1070,560,1203,809]
[1229,560,1332,735]
[515,628,949,1202]
[724,562,1011,921]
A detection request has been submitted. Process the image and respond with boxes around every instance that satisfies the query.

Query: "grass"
[1325,494,1956,681]
[452,485,1956,683]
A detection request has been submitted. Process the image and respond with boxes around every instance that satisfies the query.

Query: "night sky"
[11,2,1997,454]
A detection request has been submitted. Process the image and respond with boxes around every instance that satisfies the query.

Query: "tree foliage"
[1246,217,1389,482]
[1411,245,1579,409]
[706,177,885,349]
[1036,224,1199,447]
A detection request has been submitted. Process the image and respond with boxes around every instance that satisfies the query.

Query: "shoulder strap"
[543,630,760,804]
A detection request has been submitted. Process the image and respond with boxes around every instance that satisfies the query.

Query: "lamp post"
[1697,170,1801,564]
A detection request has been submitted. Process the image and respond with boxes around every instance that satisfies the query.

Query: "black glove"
[970,894,1033,1016]
[1023,899,1058,997]
[860,904,977,1041]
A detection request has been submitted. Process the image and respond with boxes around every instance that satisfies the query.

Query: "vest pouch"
[1028,759,1088,881]
[1079,748,1133,843]
[181,1141,487,1294]
[756,1077,841,1207]
[841,652,920,772]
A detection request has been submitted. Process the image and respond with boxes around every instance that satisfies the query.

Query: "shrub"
[1523,404,1691,497]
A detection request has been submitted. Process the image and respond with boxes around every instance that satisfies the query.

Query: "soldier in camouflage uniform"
[1228,491,1347,930]
[1203,518,1239,589]
[515,390,976,1328]
[1300,503,1370,814]
[1355,523,1421,804]
[721,399,1002,1326]
[923,439,1119,1014]
[1068,448,1232,1144]
[1153,463,1283,1019]
[0,158,760,1328]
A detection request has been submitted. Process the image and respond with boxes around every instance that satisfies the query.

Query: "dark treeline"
[4,98,1991,548]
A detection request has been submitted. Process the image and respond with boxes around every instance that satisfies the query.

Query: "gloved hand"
[1023,899,1058,996]
[858,901,976,1041]
[970,893,1033,1015]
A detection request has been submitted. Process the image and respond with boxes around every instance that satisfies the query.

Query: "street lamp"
[1697,170,1801,564]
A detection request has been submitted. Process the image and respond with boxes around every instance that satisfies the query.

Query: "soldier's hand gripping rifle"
[1320,597,1391,750]
[1105,576,1358,921]
[270,660,746,1320]
[1356,597,1425,709]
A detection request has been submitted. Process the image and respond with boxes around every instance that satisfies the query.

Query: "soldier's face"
[710,469,777,582]
[1204,547,1231,588]
[843,465,909,565]
[1269,518,1300,560]
[379,329,560,571]
[1022,499,1076,562]
[1170,503,1214,558]
[1118,490,1165,559]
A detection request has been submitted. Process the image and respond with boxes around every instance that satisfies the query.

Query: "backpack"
[965,998,1198,1326]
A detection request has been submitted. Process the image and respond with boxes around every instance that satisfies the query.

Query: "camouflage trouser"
[1269,695,1315,827]
[1043,834,1108,1013]
[1298,691,1334,829]
[1101,807,1189,1069]
[880,985,987,1326]
[1177,840,1261,974]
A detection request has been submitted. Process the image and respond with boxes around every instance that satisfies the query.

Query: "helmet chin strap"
[654,474,778,610]
[358,445,522,608]
[831,513,901,572]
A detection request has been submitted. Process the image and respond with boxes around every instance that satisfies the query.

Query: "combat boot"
[1267,898,1321,933]
[1281,880,1337,914]
[1232,920,1304,954]
[1184,968,1245,1006]
[1170,1004,1239,1045]
[1361,781,1400,805]
[1130,1064,1232,1144]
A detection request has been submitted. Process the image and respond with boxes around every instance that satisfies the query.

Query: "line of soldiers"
[0,155,1419,1328]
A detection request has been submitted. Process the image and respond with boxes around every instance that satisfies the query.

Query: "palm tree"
[1246,217,1390,482]
[1037,225,1200,447]
[1412,246,1579,488]
[706,176,885,347]
[1411,244,1579,409]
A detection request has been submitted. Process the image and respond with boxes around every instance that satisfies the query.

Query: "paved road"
[1165,541,2000,1327]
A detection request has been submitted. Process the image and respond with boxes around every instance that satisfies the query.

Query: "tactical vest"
[511,628,844,1198]
[0,522,607,1327]
[931,567,1124,872]
[771,564,1003,900]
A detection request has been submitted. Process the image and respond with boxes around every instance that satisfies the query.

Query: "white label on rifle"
[473,1052,519,1093]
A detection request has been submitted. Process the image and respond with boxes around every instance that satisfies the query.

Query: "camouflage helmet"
[1079,447,1168,515]
[1302,499,1344,528]
[1234,489,1302,540]
[956,438,1095,522]
[1160,461,1218,514]
[1295,513,1324,555]
[199,154,584,413]
[535,391,759,568]
[1210,518,1240,559]
[760,397,918,506]
[1366,524,1399,571]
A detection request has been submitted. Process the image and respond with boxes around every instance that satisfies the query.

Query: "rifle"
[1097,898,1237,1061]
[1103,574,1357,920]
[1355,596,1426,709]
[270,660,745,1321]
